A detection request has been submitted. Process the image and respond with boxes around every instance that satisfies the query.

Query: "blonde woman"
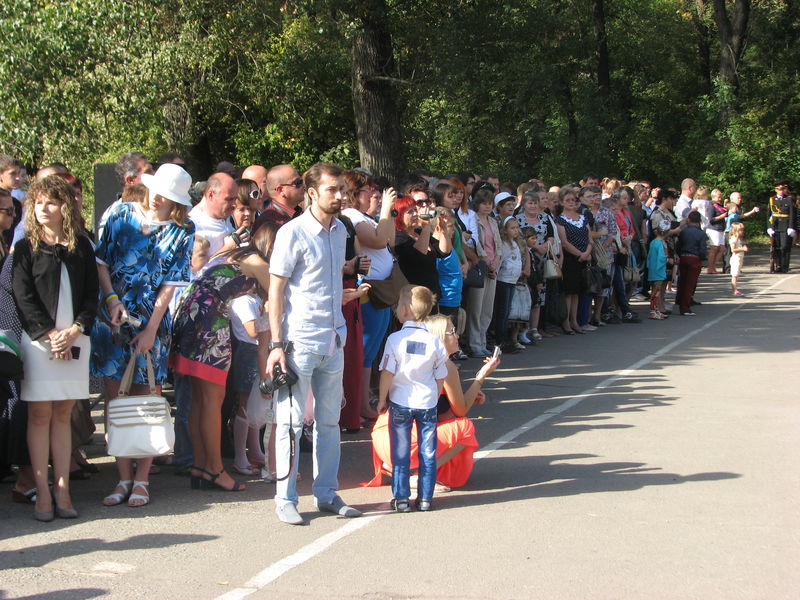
[12,176,98,521]
[91,164,195,508]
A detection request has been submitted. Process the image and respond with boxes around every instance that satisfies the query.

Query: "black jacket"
[12,235,99,341]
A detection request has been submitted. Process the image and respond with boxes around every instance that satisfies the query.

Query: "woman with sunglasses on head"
[91,164,195,508]
[393,196,451,307]
[364,313,499,491]
[341,170,397,423]
[12,176,98,521]
[232,179,259,232]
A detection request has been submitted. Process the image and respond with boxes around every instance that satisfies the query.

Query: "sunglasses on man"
[278,177,304,189]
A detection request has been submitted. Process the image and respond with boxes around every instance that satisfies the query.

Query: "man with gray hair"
[97,152,154,236]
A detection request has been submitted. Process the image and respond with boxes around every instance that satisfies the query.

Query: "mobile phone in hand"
[492,346,502,360]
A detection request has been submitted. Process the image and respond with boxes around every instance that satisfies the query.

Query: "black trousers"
[773,232,792,272]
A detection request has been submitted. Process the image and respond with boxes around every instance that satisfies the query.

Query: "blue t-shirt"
[436,250,463,308]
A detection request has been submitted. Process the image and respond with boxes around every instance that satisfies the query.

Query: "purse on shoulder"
[106,353,175,459]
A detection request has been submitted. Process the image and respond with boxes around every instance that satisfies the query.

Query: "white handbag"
[106,353,175,459]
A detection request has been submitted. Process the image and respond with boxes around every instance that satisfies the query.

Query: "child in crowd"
[728,222,748,296]
[647,225,668,320]
[495,194,516,222]
[229,286,270,476]
[378,285,448,512]
[495,216,527,352]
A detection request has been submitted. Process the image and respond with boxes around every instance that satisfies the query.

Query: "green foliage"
[0,0,796,219]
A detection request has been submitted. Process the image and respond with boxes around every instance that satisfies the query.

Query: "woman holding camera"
[91,164,195,508]
[12,176,98,521]
[393,196,451,304]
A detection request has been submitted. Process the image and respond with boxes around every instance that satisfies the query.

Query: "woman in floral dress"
[171,224,276,492]
[91,164,194,508]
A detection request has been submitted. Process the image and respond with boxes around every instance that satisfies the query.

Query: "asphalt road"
[2,249,799,600]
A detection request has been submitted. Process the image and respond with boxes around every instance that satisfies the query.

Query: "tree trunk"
[350,0,405,186]
[591,0,611,95]
[712,0,751,93]
[684,0,713,93]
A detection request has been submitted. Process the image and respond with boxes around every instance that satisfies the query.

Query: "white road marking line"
[215,275,794,599]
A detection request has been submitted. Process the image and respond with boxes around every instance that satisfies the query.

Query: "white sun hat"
[141,163,192,207]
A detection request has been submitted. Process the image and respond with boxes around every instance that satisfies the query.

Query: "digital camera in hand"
[259,363,298,395]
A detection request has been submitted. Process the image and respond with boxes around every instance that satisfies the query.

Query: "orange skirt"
[362,411,479,488]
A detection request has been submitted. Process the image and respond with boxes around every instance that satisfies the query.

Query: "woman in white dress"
[12,176,98,521]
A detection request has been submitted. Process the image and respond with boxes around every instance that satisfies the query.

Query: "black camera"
[259,363,298,395]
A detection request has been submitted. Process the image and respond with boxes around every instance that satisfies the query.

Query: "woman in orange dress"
[365,313,500,489]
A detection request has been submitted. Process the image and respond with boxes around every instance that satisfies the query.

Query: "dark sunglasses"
[415,199,430,207]
[0,207,14,216]
[279,177,303,189]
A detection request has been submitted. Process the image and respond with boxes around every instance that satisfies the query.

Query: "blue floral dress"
[170,260,256,386]
[90,203,194,385]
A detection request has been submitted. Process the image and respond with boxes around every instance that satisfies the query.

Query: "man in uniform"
[767,179,796,273]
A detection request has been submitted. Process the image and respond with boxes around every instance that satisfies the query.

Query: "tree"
[712,0,751,94]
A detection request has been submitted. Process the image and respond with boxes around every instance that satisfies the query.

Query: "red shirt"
[615,207,634,239]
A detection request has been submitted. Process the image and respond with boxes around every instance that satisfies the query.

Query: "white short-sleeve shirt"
[380,321,449,410]
[341,208,394,280]
[230,293,268,345]
[189,203,234,256]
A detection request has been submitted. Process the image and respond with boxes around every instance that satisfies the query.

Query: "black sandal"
[202,470,246,492]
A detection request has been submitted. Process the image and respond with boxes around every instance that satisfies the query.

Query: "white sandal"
[103,480,132,506]
[128,480,150,507]
[529,328,543,341]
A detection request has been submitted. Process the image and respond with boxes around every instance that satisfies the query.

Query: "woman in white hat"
[91,163,195,508]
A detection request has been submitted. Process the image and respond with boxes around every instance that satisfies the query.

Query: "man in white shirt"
[188,172,241,256]
[266,162,370,525]
[674,178,696,220]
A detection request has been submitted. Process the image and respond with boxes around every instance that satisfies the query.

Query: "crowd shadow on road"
[0,589,106,600]
[0,532,215,572]
[448,453,740,508]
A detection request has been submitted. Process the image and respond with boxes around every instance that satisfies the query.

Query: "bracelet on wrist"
[104,292,119,304]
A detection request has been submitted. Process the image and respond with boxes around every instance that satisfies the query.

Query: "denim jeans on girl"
[388,401,438,501]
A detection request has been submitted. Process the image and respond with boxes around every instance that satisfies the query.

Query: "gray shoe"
[315,495,361,518]
[275,503,305,525]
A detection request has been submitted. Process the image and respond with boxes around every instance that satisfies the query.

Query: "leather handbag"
[623,254,640,284]
[580,264,604,296]
[543,244,562,280]
[464,259,488,288]
[365,261,408,309]
[106,353,174,459]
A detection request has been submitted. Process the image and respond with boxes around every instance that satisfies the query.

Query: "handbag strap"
[118,352,157,397]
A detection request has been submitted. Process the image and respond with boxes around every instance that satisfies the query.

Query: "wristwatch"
[268,341,284,351]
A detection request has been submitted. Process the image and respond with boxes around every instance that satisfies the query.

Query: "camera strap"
[274,382,296,482]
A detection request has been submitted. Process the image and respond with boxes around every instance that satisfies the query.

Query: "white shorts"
[707,229,725,246]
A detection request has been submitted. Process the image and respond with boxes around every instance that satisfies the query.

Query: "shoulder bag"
[106,353,175,459]
[365,260,409,309]
[543,243,562,280]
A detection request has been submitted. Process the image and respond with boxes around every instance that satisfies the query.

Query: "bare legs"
[707,245,723,273]
[189,377,242,490]
[27,399,75,514]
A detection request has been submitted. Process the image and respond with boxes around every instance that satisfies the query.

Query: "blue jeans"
[361,300,391,368]
[274,346,344,507]
[172,373,193,468]
[388,402,438,501]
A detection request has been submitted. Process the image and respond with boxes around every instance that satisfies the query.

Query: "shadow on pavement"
[449,453,740,506]
[0,533,216,571]
[0,589,106,600]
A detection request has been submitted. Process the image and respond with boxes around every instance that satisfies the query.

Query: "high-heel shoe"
[202,470,246,492]
[56,504,78,519]
[189,466,205,490]
[34,508,55,522]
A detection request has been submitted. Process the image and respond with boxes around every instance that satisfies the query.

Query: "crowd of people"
[0,150,794,524]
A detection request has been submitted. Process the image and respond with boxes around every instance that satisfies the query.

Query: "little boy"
[378,285,448,512]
